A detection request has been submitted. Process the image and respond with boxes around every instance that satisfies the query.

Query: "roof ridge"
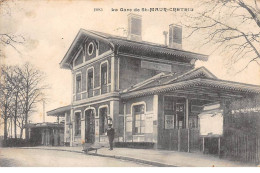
[122,72,167,92]
[86,29,208,57]
[164,66,217,84]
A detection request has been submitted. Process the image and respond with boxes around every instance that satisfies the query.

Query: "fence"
[222,128,259,164]
[158,128,200,152]
[222,111,260,164]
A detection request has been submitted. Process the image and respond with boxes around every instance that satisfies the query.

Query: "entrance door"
[85,109,95,143]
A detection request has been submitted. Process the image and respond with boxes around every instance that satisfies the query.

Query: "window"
[87,42,94,56]
[76,74,81,93]
[176,103,184,112]
[101,64,107,85]
[133,105,145,134]
[75,112,81,136]
[164,96,175,129]
[176,103,185,129]
[88,70,93,90]
[87,69,94,97]
[99,107,108,135]
[164,97,174,111]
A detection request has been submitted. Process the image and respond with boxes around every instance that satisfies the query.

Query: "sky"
[1,0,260,125]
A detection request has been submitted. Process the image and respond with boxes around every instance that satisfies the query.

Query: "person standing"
[107,124,115,150]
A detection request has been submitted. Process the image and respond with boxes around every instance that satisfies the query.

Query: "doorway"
[85,109,95,143]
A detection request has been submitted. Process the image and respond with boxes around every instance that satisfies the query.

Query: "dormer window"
[76,74,82,93]
[87,42,94,56]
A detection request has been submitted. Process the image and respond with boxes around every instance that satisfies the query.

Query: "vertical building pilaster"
[81,112,85,144]
[111,56,115,92]
[70,108,74,147]
[153,95,159,145]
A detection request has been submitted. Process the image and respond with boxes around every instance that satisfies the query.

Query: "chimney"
[163,31,168,46]
[127,13,142,41]
[169,24,182,49]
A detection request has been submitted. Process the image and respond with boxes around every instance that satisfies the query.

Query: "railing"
[101,84,111,94]
[73,84,112,101]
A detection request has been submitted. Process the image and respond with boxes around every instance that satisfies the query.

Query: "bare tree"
[17,62,47,139]
[11,67,23,139]
[182,0,260,72]
[0,65,15,140]
[0,0,25,58]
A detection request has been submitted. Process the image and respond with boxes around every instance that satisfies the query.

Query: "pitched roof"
[60,29,208,69]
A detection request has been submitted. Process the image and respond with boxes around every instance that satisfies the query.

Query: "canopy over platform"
[25,122,64,129]
[121,67,260,101]
[47,105,71,117]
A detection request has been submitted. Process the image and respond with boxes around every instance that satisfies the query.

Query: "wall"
[122,95,156,143]
[72,55,112,101]
[70,36,113,101]
[119,56,157,91]
[119,56,193,91]
[71,100,122,145]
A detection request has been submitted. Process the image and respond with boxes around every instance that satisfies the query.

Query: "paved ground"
[16,146,257,167]
[0,148,149,167]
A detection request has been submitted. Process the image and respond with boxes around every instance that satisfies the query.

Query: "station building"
[47,14,260,153]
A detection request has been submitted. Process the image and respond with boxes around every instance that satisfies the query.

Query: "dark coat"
[107,127,115,139]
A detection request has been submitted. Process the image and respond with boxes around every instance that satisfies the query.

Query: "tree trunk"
[14,117,17,139]
[14,92,18,139]
[4,117,8,140]
[4,105,8,141]
[25,111,29,140]
[10,117,12,138]
[25,86,29,140]
[20,126,24,139]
